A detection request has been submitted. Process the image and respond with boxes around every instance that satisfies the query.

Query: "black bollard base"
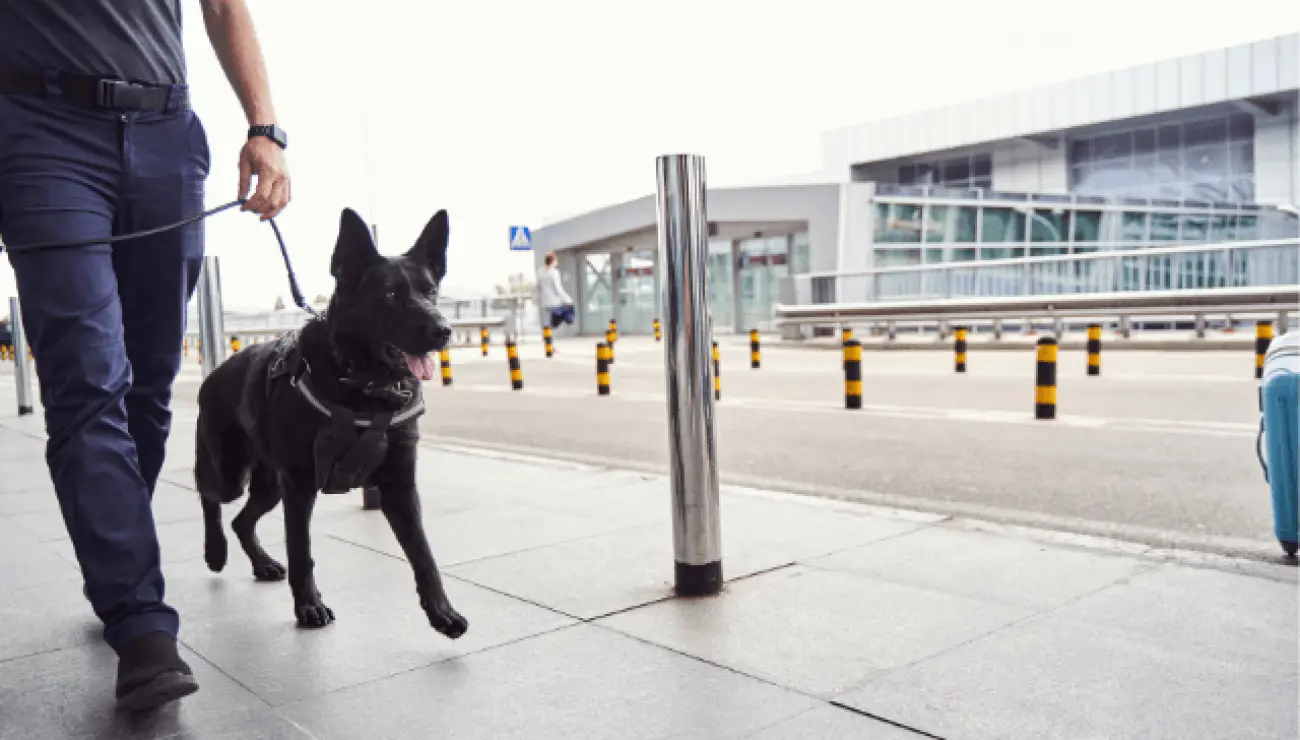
[17,405,33,416]
[1282,540,1298,559]
[361,485,382,510]
[674,560,723,597]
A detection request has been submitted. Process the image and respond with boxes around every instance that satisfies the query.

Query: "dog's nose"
[432,325,452,346]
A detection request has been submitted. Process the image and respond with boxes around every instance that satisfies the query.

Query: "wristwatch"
[248,124,288,150]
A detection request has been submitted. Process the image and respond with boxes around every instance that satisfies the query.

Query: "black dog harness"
[242,332,426,494]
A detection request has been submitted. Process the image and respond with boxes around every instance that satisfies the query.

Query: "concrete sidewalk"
[0,401,1295,740]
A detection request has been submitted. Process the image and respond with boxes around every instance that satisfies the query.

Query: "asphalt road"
[7,335,1282,559]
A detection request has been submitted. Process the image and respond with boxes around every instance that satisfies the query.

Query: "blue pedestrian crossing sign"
[509,226,533,251]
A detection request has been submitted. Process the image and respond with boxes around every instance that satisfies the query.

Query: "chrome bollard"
[9,297,34,416]
[655,154,722,597]
[197,256,228,377]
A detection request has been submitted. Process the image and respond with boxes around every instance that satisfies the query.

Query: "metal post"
[9,298,34,416]
[197,256,227,377]
[655,154,722,597]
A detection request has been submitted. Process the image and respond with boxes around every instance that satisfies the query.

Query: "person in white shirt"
[536,251,575,328]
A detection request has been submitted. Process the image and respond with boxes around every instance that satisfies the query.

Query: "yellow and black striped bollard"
[653,318,662,342]
[1035,337,1057,420]
[543,326,554,358]
[843,339,863,409]
[712,340,720,401]
[605,325,616,365]
[596,342,611,395]
[506,340,523,390]
[954,327,968,373]
[230,336,240,353]
[480,327,489,357]
[1256,321,1274,379]
[1086,324,1102,376]
[440,349,452,387]
[750,329,761,369]
[842,327,854,344]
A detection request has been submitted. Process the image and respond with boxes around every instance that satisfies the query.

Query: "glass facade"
[870,185,1298,268]
[899,153,992,190]
[1069,111,1255,203]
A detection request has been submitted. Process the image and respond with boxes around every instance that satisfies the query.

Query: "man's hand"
[238,136,289,221]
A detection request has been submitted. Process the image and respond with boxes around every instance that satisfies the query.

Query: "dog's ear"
[406,209,449,282]
[330,208,381,280]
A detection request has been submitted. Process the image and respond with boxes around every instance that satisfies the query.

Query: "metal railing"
[787,239,1299,306]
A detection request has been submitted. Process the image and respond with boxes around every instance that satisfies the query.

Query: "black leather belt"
[0,70,186,111]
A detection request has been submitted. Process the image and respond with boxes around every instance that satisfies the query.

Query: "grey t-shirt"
[0,1,186,85]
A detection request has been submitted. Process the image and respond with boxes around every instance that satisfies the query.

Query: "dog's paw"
[295,599,336,629]
[252,559,287,582]
[422,596,468,639]
[205,534,228,573]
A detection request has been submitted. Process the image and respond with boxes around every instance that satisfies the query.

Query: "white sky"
[1,0,1297,310]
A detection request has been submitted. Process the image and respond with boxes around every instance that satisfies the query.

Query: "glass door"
[738,236,789,331]
[616,249,657,335]
[580,252,613,335]
[707,239,735,333]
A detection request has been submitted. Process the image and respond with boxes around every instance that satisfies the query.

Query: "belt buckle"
[96,79,149,110]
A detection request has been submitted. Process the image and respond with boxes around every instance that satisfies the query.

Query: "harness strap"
[290,372,425,427]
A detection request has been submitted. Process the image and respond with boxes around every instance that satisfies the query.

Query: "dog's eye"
[385,290,396,301]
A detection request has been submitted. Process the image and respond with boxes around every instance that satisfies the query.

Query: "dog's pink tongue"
[404,352,436,381]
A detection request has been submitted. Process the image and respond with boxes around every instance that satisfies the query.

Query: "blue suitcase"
[1258,329,1299,559]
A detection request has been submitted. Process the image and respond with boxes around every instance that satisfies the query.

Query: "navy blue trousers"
[0,90,209,654]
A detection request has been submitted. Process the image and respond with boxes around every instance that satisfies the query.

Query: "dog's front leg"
[281,471,334,628]
[372,445,468,640]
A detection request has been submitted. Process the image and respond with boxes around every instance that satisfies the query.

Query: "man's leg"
[114,107,209,494]
[0,94,193,709]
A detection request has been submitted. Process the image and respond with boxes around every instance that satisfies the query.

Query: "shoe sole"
[116,671,199,713]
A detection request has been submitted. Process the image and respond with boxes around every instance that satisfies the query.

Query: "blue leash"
[0,199,315,316]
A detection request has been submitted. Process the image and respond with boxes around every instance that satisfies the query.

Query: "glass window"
[898,165,916,185]
[1228,113,1254,141]
[1135,129,1156,155]
[875,248,922,268]
[1120,212,1147,242]
[972,155,992,179]
[953,207,977,243]
[982,246,1024,260]
[1070,139,1091,163]
[1071,211,1102,243]
[1094,132,1132,162]
[923,205,949,243]
[942,158,970,183]
[1237,215,1258,240]
[1210,215,1233,241]
[924,248,944,264]
[980,207,1026,243]
[874,203,922,243]
[1029,209,1067,243]
[788,231,810,274]
[1150,213,1179,242]
[1030,245,1066,257]
[1179,214,1209,243]
[1184,118,1226,148]
[951,247,977,262]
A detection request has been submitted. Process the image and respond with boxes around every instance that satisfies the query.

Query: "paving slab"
[807,525,1157,611]
[176,538,576,705]
[1052,563,1298,666]
[834,612,1299,740]
[742,705,927,739]
[448,491,930,620]
[0,518,81,595]
[598,566,1032,697]
[280,624,820,740]
[0,640,309,740]
[320,494,635,567]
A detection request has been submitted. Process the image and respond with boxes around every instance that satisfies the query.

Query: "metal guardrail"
[786,239,1299,306]
[774,285,1300,326]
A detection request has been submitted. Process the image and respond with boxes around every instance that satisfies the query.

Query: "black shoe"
[115,631,199,712]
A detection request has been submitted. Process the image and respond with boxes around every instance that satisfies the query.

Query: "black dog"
[194,207,468,639]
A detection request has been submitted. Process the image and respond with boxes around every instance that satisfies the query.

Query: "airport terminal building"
[533,33,1300,336]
